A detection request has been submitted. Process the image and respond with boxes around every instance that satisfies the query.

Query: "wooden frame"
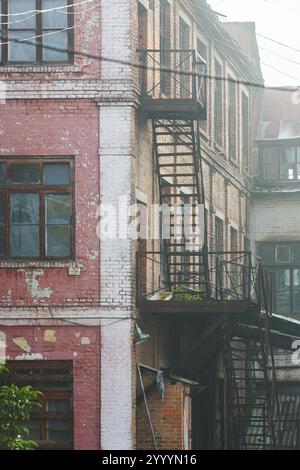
[1,360,74,450]
[0,0,74,65]
[0,156,75,261]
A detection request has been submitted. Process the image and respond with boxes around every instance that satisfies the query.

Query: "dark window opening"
[257,242,300,314]
[228,78,237,161]
[242,92,249,172]
[0,0,74,65]
[197,39,208,132]
[160,0,171,96]
[0,158,74,260]
[179,18,190,99]
[262,144,300,181]
[214,60,223,146]
[0,361,73,450]
[215,216,224,252]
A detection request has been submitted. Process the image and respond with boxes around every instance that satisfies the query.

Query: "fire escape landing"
[138,48,281,449]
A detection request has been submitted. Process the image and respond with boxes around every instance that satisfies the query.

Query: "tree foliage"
[0,364,42,450]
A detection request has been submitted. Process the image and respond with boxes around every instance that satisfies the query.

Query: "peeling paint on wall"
[19,269,53,299]
[81,337,91,345]
[44,330,57,343]
[13,337,31,353]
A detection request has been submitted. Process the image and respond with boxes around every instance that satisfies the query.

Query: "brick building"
[0,0,298,451]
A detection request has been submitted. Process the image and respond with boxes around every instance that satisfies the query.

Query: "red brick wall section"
[137,371,188,450]
[1,325,100,450]
[0,99,100,306]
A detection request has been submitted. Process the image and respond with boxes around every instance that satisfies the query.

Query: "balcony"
[136,251,272,316]
[139,49,207,120]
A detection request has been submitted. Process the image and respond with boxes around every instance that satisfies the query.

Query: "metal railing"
[138,49,206,108]
[136,250,273,309]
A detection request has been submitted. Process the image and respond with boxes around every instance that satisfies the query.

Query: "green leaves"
[173,286,203,301]
[0,371,42,450]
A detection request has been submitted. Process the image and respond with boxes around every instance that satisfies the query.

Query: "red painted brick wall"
[137,371,190,450]
[1,325,100,450]
[0,99,100,306]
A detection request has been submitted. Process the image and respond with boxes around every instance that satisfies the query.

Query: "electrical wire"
[0,0,96,16]
[260,61,300,83]
[0,0,100,26]
[256,32,300,55]
[259,46,300,67]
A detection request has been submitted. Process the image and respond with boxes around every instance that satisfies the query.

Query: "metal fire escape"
[140,49,210,297]
[223,274,281,450]
[139,48,280,449]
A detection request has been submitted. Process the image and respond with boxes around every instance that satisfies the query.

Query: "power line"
[257,32,300,54]
[1,35,298,92]
[0,0,96,16]
[1,1,100,26]
[260,46,300,67]
[260,61,300,83]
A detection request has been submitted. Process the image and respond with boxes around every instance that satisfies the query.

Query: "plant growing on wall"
[0,365,42,450]
[173,286,202,301]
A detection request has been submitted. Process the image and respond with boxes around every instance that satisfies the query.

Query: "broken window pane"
[43,163,69,185]
[10,164,40,184]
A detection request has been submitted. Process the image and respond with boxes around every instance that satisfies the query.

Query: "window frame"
[0,360,74,450]
[0,156,75,261]
[214,59,223,147]
[0,0,74,66]
[261,143,300,182]
[257,242,300,315]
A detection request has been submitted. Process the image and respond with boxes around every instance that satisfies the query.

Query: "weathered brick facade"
[0,0,263,450]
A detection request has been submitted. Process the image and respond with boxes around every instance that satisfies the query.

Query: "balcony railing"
[137,250,273,312]
[138,49,207,119]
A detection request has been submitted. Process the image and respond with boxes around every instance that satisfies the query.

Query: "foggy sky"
[207,0,300,87]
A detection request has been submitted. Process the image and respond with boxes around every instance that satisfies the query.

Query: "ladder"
[223,317,280,449]
[152,118,210,297]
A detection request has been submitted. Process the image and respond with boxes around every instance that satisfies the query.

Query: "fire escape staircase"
[223,274,281,450]
[152,118,211,298]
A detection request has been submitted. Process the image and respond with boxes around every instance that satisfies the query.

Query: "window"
[214,60,223,146]
[215,216,224,252]
[257,243,300,314]
[228,78,237,161]
[197,39,208,132]
[242,92,249,172]
[276,245,291,264]
[160,0,171,95]
[179,18,190,99]
[262,145,300,181]
[0,361,73,450]
[0,158,74,260]
[0,0,73,65]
